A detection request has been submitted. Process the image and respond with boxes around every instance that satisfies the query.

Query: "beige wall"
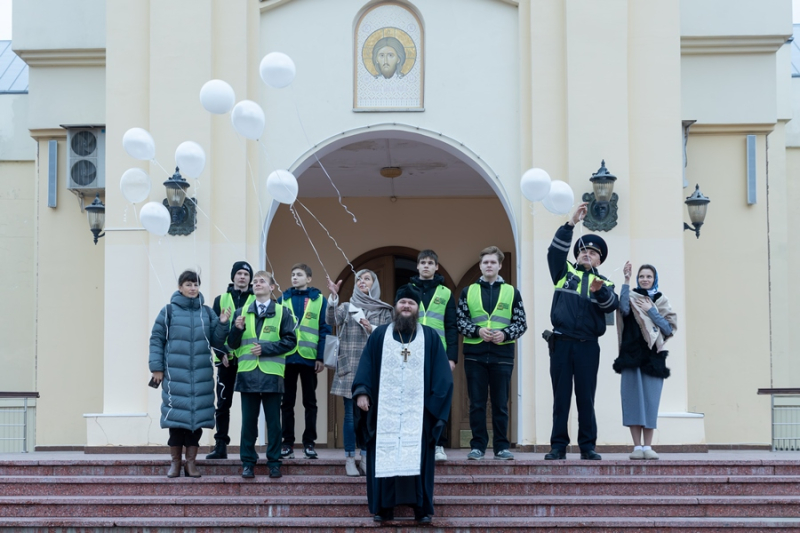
[684,133,772,444]
[32,134,105,445]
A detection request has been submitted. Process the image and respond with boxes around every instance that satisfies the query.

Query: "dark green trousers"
[240,392,282,468]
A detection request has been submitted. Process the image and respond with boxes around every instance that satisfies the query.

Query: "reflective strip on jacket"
[418,284,451,350]
[234,304,289,377]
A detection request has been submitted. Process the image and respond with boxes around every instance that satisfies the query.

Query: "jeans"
[464,356,513,453]
[281,363,318,447]
[342,397,365,457]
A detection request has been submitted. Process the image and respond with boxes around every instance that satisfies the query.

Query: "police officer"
[409,249,457,461]
[207,261,255,459]
[457,246,527,461]
[545,202,619,461]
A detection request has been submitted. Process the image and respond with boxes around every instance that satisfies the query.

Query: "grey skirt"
[620,368,663,429]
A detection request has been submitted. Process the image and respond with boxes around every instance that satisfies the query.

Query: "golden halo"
[362,27,417,78]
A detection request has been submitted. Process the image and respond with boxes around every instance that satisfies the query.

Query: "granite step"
[3,515,800,532]
[2,459,799,477]
[1,474,799,497]
[2,495,800,519]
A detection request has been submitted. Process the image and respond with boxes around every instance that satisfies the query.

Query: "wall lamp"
[162,167,197,236]
[85,193,105,245]
[581,160,619,232]
[683,184,710,239]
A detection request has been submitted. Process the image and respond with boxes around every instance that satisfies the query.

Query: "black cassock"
[352,323,454,516]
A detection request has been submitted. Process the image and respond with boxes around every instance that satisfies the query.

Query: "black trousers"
[168,428,202,447]
[240,392,282,468]
[549,336,600,451]
[281,363,318,447]
[212,358,238,444]
[464,356,513,453]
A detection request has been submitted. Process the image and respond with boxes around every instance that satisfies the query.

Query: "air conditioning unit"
[66,127,105,194]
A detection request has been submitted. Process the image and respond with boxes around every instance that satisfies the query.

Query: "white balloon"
[267,169,298,205]
[199,79,236,114]
[231,100,265,140]
[139,202,171,237]
[175,141,206,179]
[259,52,296,89]
[542,180,575,215]
[122,128,155,160]
[120,168,151,204]
[520,168,552,203]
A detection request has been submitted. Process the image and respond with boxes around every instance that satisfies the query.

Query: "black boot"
[205,440,227,459]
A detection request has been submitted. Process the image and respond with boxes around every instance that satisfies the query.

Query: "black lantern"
[581,160,619,231]
[161,167,197,236]
[85,193,105,245]
[683,184,710,239]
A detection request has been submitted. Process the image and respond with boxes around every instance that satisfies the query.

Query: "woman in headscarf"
[614,262,678,460]
[326,269,394,476]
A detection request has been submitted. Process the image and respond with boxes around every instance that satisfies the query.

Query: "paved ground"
[2,448,799,461]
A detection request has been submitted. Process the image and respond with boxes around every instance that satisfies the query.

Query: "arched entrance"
[262,127,519,452]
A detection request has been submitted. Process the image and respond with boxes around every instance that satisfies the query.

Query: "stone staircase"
[2,454,800,531]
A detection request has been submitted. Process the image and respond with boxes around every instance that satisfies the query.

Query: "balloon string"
[241,137,282,292]
[288,204,330,280]
[296,199,357,279]
[151,158,172,178]
[133,204,170,302]
[289,85,357,223]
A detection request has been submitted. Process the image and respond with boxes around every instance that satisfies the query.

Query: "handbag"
[324,301,345,370]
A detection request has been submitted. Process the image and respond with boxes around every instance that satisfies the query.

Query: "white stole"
[374,323,425,478]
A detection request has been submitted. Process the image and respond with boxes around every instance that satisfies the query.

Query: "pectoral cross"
[401,347,410,362]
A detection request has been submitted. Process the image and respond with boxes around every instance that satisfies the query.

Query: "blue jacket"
[148,291,228,430]
[277,287,331,366]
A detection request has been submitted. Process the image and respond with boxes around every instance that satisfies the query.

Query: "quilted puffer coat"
[149,291,228,430]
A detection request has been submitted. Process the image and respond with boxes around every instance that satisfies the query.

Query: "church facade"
[1,0,797,452]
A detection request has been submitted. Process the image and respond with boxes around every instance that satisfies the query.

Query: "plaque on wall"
[354,2,424,111]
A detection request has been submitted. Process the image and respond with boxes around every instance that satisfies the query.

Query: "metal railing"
[0,392,39,453]
[758,388,800,451]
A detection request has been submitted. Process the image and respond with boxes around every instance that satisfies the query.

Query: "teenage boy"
[409,249,457,461]
[227,271,296,479]
[207,261,255,459]
[545,202,618,461]
[277,263,330,459]
[457,246,527,460]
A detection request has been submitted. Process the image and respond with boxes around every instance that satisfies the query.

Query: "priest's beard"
[395,312,418,336]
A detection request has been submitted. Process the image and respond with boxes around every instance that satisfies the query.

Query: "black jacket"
[213,284,255,317]
[456,278,527,360]
[547,223,619,340]
[409,274,458,364]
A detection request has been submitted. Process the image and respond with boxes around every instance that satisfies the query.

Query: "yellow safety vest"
[283,296,323,360]
[418,284,451,350]
[555,262,615,297]
[234,303,289,377]
[463,283,515,345]
[218,292,255,361]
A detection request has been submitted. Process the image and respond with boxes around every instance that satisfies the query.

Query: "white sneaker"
[629,448,645,460]
[434,446,447,461]
[643,448,659,460]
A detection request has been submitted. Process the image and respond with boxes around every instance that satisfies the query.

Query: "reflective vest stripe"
[417,285,451,350]
[463,283,515,345]
[283,296,323,360]
[235,303,289,377]
[555,264,614,295]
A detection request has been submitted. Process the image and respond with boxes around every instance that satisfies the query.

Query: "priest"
[352,284,454,524]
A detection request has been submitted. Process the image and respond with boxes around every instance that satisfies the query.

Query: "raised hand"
[623,261,632,283]
[589,278,604,293]
[220,308,232,324]
[571,202,589,226]
[234,314,245,330]
[326,276,343,297]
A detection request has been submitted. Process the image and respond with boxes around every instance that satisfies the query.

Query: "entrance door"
[452,253,513,448]
[326,247,456,449]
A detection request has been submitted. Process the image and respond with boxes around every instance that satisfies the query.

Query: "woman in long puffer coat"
[149,270,230,478]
